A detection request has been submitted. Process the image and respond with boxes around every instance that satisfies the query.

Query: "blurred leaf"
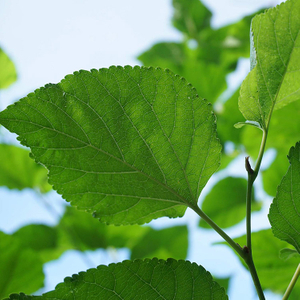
[269,142,300,253]
[280,248,300,261]
[0,144,51,192]
[131,225,188,260]
[232,229,300,296]
[0,48,17,89]
[12,206,188,264]
[217,88,244,145]
[172,0,212,39]
[138,42,228,103]
[0,231,44,299]
[239,0,300,129]
[0,66,221,226]
[199,177,261,229]
[5,259,228,300]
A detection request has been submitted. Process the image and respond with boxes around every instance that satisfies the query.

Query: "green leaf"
[280,248,300,261]
[0,66,221,225]
[239,0,300,129]
[0,144,51,192]
[11,206,188,264]
[131,226,188,260]
[230,229,300,295]
[172,0,212,39]
[199,177,262,229]
[5,259,228,300]
[0,48,17,89]
[269,142,300,253]
[0,231,44,299]
[138,42,228,104]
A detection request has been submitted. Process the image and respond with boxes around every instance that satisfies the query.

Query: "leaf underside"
[0,66,221,225]
[269,142,300,253]
[5,259,228,300]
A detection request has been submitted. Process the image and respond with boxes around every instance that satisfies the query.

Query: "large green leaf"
[5,259,228,300]
[232,229,300,296]
[0,48,17,89]
[269,142,300,253]
[0,144,51,192]
[239,0,300,129]
[0,231,44,299]
[172,0,212,39]
[0,66,221,225]
[199,177,262,229]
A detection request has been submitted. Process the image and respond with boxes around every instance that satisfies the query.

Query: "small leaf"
[234,121,262,130]
[0,48,17,89]
[0,66,221,225]
[239,0,300,129]
[0,144,51,192]
[280,248,300,261]
[199,177,261,229]
[5,259,228,300]
[269,142,300,253]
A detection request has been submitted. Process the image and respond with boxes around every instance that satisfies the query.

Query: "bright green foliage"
[0,66,221,225]
[233,229,300,296]
[172,0,212,39]
[0,48,17,89]
[5,259,228,300]
[199,177,261,229]
[269,142,300,253]
[0,144,51,192]
[239,0,300,129]
[139,2,257,105]
[0,231,44,299]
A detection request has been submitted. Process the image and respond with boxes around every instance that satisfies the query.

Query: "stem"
[192,205,244,257]
[282,263,300,300]
[243,129,268,300]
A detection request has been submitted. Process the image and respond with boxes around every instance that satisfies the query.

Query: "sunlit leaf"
[199,177,261,229]
[0,66,221,225]
[0,48,17,89]
[0,144,51,192]
[239,0,300,129]
[269,142,300,253]
[5,259,228,300]
[0,231,44,299]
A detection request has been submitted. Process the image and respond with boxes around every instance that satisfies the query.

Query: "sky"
[0,0,285,299]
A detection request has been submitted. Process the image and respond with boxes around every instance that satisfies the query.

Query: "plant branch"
[243,129,268,300]
[282,263,300,300]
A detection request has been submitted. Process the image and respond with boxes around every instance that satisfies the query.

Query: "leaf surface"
[0,144,51,192]
[0,48,17,89]
[0,231,44,299]
[0,66,221,225]
[269,142,300,253]
[199,177,261,229]
[239,0,300,129]
[5,259,228,300]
